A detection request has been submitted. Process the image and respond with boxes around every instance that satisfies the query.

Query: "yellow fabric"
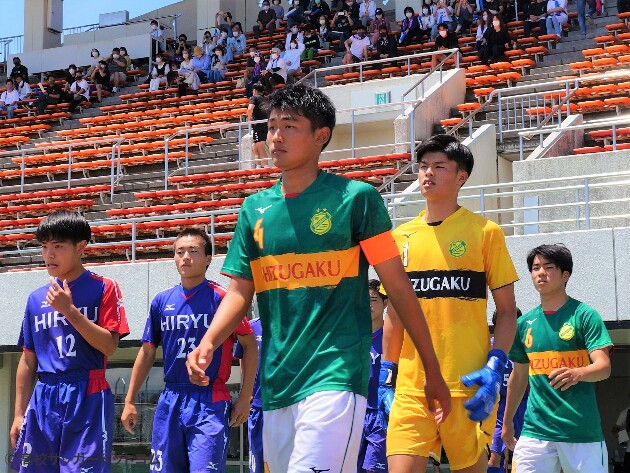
[390,207,518,397]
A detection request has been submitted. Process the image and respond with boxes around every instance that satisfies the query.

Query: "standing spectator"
[431,22,459,67]
[576,0,596,37]
[245,51,266,97]
[90,61,110,102]
[524,0,547,37]
[248,83,270,168]
[376,25,399,61]
[306,0,331,29]
[227,24,248,62]
[271,0,285,25]
[86,48,102,77]
[612,394,630,473]
[370,8,389,45]
[284,38,304,84]
[420,6,435,41]
[119,47,132,70]
[215,10,234,33]
[10,57,28,82]
[150,20,165,57]
[67,70,90,114]
[286,25,305,50]
[148,56,170,91]
[318,14,332,48]
[0,79,20,119]
[432,0,456,35]
[192,46,211,83]
[254,1,277,38]
[15,74,32,101]
[475,10,492,51]
[287,0,307,27]
[105,48,127,92]
[173,34,190,62]
[400,7,423,46]
[342,24,371,67]
[262,47,287,89]
[35,74,61,115]
[359,0,377,26]
[208,46,228,83]
[455,0,476,34]
[301,29,321,61]
[201,30,218,56]
[481,14,511,64]
[545,0,568,37]
[330,9,354,51]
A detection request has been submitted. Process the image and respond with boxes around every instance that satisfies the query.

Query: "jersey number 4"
[56,334,77,358]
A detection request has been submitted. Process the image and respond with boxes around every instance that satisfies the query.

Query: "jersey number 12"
[56,334,77,358]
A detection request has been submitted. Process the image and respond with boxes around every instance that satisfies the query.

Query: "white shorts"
[262,390,367,473]
[513,436,608,473]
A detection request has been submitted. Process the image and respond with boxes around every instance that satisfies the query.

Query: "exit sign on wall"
[375,92,391,105]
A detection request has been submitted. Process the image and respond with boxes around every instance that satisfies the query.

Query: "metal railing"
[0,35,24,68]
[400,48,460,103]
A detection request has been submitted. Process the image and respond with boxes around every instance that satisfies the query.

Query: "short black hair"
[150,20,158,25]
[404,6,415,14]
[416,134,474,175]
[438,22,449,30]
[175,228,212,256]
[5,78,13,85]
[36,211,91,245]
[252,82,266,94]
[112,47,121,53]
[368,279,388,301]
[492,307,522,326]
[526,243,573,275]
[267,84,336,150]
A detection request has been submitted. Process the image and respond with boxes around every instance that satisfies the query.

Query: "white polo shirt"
[70,79,90,100]
[348,34,371,59]
[0,89,20,106]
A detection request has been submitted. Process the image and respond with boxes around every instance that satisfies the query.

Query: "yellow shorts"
[387,393,497,470]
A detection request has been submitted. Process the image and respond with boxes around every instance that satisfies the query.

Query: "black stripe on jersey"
[405,270,487,300]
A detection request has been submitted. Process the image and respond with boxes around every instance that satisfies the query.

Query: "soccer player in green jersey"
[186,84,451,473]
[502,243,613,473]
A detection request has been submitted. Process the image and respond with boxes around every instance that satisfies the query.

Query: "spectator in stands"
[35,74,61,115]
[201,30,218,56]
[420,6,435,42]
[330,9,354,51]
[174,34,190,62]
[376,25,398,61]
[67,70,90,114]
[286,25,305,50]
[86,48,102,77]
[431,22,459,67]
[208,46,228,83]
[9,57,28,82]
[245,51,266,97]
[370,8,389,45]
[216,30,230,51]
[0,79,19,119]
[475,10,492,51]
[167,60,181,88]
[287,0,307,27]
[576,0,596,36]
[119,47,132,70]
[284,38,305,84]
[254,1,277,38]
[271,0,285,25]
[400,7,423,46]
[545,0,568,37]
[148,56,170,91]
[192,45,212,83]
[215,10,234,33]
[432,0,456,36]
[485,0,502,14]
[359,0,377,26]
[302,29,321,60]
[306,0,331,29]
[90,60,110,103]
[105,48,127,93]
[455,0,476,34]
[227,24,248,62]
[248,82,270,168]
[61,64,77,102]
[480,14,511,64]
[523,0,547,36]
[262,47,287,89]
[343,0,361,22]
[177,49,201,92]
[318,14,332,48]
[14,74,32,101]
[342,24,371,68]
[150,20,166,58]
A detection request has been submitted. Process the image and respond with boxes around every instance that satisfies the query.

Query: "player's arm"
[121,343,157,434]
[186,277,255,385]
[230,332,258,427]
[501,361,529,451]
[382,301,404,364]
[490,283,518,354]
[549,347,611,390]
[10,350,38,448]
[375,255,451,420]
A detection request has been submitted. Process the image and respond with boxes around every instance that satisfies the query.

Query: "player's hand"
[229,393,251,427]
[10,416,23,449]
[186,341,214,386]
[461,349,507,421]
[424,370,452,423]
[377,361,397,427]
[501,418,517,451]
[549,367,583,391]
[47,277,74,315]
[121,403,138,434]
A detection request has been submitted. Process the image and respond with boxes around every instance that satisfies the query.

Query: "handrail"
[400,48,460,103]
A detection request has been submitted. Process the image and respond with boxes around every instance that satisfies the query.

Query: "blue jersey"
[142,279,252,402]
[367,328,383,410]
[234,318,262,408]
[18,270,129,375]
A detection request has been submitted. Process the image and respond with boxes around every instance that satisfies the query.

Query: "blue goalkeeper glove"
[461,349,507,422]
[377,361,398,428]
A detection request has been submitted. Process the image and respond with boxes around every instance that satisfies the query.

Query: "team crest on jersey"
[310,208,332,235]
[559,322,575,341]
[449,240,467,257]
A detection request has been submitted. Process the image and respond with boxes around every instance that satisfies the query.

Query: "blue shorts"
[248,405,264,473]
[151,384,230,473]
[358,408,388,473]
[11,371,114,473]
[492,396,527,456]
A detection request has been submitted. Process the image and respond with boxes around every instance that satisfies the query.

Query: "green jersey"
[222,171,394,410]
[509,297,613,443]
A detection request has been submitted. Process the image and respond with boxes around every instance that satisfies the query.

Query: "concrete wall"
[526,114,584,161]
[23,0,62,53]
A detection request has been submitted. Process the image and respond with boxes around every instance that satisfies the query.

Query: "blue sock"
[487,467,501,473]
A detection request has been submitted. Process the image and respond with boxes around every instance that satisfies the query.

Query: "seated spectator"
[248,83,270,168]
[343,0,360,23]
[431,22,459,68]
[105,48,127,92]
[432,0,456,36]
[254,1,277,38]
[150,20,165,57]
[14,74,32,101]
[227,24,247,62]
[286,25,305,50]
[485,0,502,13]
[306,0,331,29]
[0,79,20,119]
[545,0,568,37]
[501,0,517,22]
[271,0,285,26]
[177,51,201,97]
[67,70,90,114]
[455,0,476,34]
[148,56,170,91]
[208,45,228,83]
[35,74,61,115]
[90,60,110,102]
[215,10,234,33]
[10,57,28,82]
[61,64,77,102]
[245,51,266,97]
[201,30,218,55]
[192,45,212,82]
[284,38,305,83]
[359,0,377,26]
[216,30,230,50]
[376,25,399,62]
[86,48,102,77]
[480,14,511,64]
[287,0,306,28]
[400,7,423,46]
[167,60,181,89]
[330,9,354,51]
[370,8,389,45]
[317,14,332,48]
[119,47,132,70]
[174,34,190,62]
[261,47,287,89]
[524,0,548,36]
[342,24,371,67]
[419,6,435,41]
[475,10,491,51]
[301,29,321,60]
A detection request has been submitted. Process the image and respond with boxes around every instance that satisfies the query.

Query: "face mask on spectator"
[254,56,261,63]
[439,29,447,37]
[220,32,227,38]
[483,14,488,20]
[156,57,163,63]
[233,30,239,36]
[151,24,157,31]
[406,12,413,17]
[264,5,270,10]
[69,68,76,74]
[92,51,98,58]
[423,8,429,13]
[290,43,297,49]
[271,53,279,59]
[100,64,105,69]
[376,13,382,18]
[113,54,120,59]
[493,20,500,26]
[357,31,366,38]
[320,19,327,24]
[292,27,299,33]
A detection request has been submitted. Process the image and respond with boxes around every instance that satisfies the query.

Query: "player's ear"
[314,126,331,147]
[458,169,469,188]
[75,240,88,256]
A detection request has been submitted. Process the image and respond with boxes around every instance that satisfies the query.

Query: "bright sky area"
[0,0,178,39]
